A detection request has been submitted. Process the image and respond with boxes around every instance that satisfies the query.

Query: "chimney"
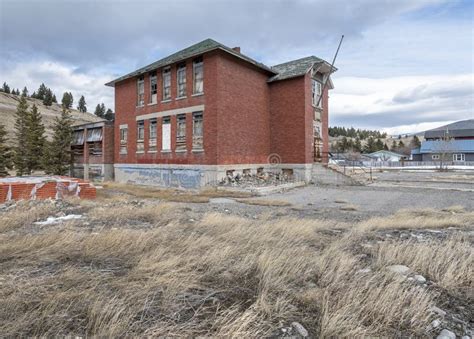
[232,46,241,53]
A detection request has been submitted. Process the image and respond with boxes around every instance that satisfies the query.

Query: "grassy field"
[0,191,473,337]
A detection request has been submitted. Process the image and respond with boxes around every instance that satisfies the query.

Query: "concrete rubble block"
[437,329,456,339]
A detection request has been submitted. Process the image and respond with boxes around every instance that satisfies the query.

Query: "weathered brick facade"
[107,39,335,187]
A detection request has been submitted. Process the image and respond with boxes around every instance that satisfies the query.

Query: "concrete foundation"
[114,163,313,189]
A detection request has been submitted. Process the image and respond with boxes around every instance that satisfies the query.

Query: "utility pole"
[316,35,344,108]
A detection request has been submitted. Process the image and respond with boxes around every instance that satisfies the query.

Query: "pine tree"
[353,137,362,152]
[61,92,73,109]
[364,136,376,153]
[383,143,389,150]
[25,104,46,173]
[43,107,73,175]
[410,135,421,149]
[13,95,29,175]
[94,103,106,118]
[398,140,405,149]
[22,86,28,97]
[104,108,114,121]
[1,82,11,93]
[77,95,87,112]
[37,83,47,100]
[0,123,12,176]
[375,138,384,151]
[43,89,53,106]
[31,91,37,99]
[52,94,57,103]
[390,140,397,151]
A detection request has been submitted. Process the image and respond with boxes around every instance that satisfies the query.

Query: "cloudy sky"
[1,0,472,134]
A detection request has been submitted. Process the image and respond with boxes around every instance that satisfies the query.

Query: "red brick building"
[72,121,115,181]
[106,39,336,188]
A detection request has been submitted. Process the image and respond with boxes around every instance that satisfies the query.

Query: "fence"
[362,161,474,168]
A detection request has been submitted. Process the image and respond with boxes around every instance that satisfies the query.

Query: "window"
[453,153,465,162]
[137,76,145,106]
[192,111,203,150]
[120,126,128,154]
[163,67,171,100]
[176,114,186,151]
[312,79,322,108]
[137,120,144,152]
[193,57,203,94]
[432,154,440,160]
[150,71,157,104]
[149,119,157,152]
[177,63,186,97]
[162,116,171,151]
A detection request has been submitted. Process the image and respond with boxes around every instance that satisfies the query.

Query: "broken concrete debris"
[219,169,294,188]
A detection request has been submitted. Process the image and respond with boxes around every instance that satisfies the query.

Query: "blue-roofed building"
[411,119,474,162]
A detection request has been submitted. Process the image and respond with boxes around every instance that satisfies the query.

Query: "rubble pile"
[219,170,294,187]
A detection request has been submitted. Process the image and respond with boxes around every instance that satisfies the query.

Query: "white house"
[367,150,407,162]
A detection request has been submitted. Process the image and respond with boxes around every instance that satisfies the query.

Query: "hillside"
[0,92,105,145]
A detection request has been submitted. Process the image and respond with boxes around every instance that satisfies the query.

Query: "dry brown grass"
[236,198,292,207]
[339,204,358,211]
[0,201,57,233]
[0,200,472,337]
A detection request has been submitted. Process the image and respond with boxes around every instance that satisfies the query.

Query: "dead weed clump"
[0,201,57,233]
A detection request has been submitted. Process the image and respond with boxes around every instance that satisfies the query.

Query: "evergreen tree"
[52,94,57,103]
[375,138,384,151]
[61,92,73,109]
[77,95,87,113]
[0,123,12,176]
[390,140,398,151]
[410,135,421,149]
[398,140,405,149]
[104,108,114,121]
[25,104,46,173]
[43,89,53,106]
[353,137,362,152]
[383,143,389,151]
[22,86,29,97]
[1,82,11,93]
[13,95,30,175]
[364,136,376,153]
[37,83,47,100]
[94,103,106,118]
[43,107,74,175]
[31,91,37,99]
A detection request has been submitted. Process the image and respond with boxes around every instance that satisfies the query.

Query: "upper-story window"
[149,118,157,152]
[312,79,322,108]
[193,57,203,94]
[137,76,145,106]
[163,67,171,100]
[177,63,186,98]
[150,71,157,104]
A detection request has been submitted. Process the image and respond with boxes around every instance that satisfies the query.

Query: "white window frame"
[193,57,203,94]
[162,67,171,100]
[312,79,322,108]
[137,76,145,106]
[119,125,128,154]
[149,71,157,104]
[177,64,187,98]
[453,153,465,162]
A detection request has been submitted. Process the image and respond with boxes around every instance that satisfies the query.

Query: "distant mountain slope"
[0,92,105,145]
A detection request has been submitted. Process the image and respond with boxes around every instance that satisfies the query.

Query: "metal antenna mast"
[316,35,344,108]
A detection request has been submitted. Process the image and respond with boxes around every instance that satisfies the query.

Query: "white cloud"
[0,61,114,112]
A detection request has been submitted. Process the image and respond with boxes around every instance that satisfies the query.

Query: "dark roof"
[268,56,337,82]
[105,39,276,86]
[424,119,474,139]
[420,139,474,153]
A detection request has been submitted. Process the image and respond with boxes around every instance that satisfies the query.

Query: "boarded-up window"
[177,63,186,97]
[137,120,144,152]
[192,111,203,150]
[193,57,203,94]
[163,67,171,100]
[149,118,157,152]
[137,76,145,106]
[150,71,157,104]
[176,114,186,151]
[162,116,171,151]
